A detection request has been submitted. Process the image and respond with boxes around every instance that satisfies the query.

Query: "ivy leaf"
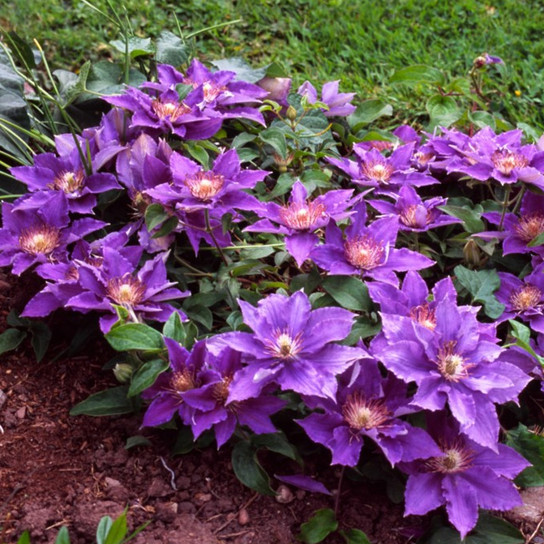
[453,265,505,319]
[299,509,338,544]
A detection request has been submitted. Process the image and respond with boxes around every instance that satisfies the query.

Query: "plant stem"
[498,185,512,231]
[204,209,229,266]
[334,466,345,517]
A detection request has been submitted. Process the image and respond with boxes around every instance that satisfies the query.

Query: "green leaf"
[453,265,505,319]
[155,30,188,66]
[182,305,213,330]
[0,328,26,355]
[70,386,135,417]
[151,216,178,239]
[17,531,31,544]
[299,509,338,544]
[145,203,169,232]
[125,435,152,449]
[508,320,543,363]
[264,172,295,200]
[322,276,372,312]
[251,432,301,463]
[172,426,195,455]
[86,61,146,95]
[210,57,267,83]
[232,132,257,149]
[438,205,484,234]
[506,424,544,487]
[54,526,71,544]
[5,31,36,69]
[231,441,275,496]
[30,321,51,362]
[96,516,113,544]
[528,231,544,248]
[183,141,210,168]
[348,99,392,130]
[260,127,288,159]
[339,528,371,544]
[468,110,497,130]
[128,358,169,397]
[426,95,462,127]
[104,511,128,544]
[105,323,164,352]
[163,311,187,344]
[390,64,445,86]
[110,37,154,58]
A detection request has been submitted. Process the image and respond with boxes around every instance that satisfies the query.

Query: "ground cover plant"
[3,3,544,543]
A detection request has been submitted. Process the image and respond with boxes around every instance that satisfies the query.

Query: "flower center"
[426,442,474,474]
[344,235,386,270]
[409,303,437,330]
[436,341,473,382]
[414,150,434,166]
[491,148,529,175]
[185,171,225,200]
[342,392,390,430]
[278,201,326,230]
[50,170,85,194]
[19,225,61,256]
[107,275,146,307]
[170,369,195,392]
[509,284,542,311]
[151,99,191,122]
[400,204,431,228]
[266,330,303,360]
[202,81,228,102]
[515,213,544,243]
[360,159,394,184]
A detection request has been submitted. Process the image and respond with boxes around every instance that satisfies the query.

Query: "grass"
[2,0,544,128]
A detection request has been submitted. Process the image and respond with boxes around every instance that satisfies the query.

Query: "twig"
[525,516,544,544]
[213,492,259,534]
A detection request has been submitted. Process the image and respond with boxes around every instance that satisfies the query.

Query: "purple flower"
[374,297,531,449]
[211,291,366,401]
[180,345,285,448]
[245,180,355,266]
[311,203,434,285]
[141,338,207,427]
[257,76,292,106]
[327,143,438,192]
[0,194,105,275]
[401,414,528,539]
[298,359,441,467]
[446,127,544,188]
[474,52,504,67]
[368,186,461,232]
[66,248,189,333]
[297,80,356,117]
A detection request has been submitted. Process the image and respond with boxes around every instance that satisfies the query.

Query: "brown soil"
[0,272,423,544]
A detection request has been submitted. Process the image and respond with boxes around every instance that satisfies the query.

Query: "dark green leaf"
[96,516,113,544]
[260,127,288,159]
[426,95,461,127]
[151,216,178,238]
[30,321,51,362]
[86,61,146,95]
[528,231,544,248]
[183,141,209,167]
[264,172,295,200]
[125,435,152,449]
[340,528,371,544]
[348,99,393,130]
[299,509,338,544]
[145,203,169,232]
[390,64,445,86]
[232,132,257,149]
[183,305,213,330]
[163,311,186,344]
[0,328,26,355]
[506,424,544,487]
[155,30,188,66]
[251,432,301,463]
[322,276,372,312]
[172,426,195,455]
[210,58,267,83]
[128,358,169,397]
[104,511,128,544]
[54,526,71,544]
[105,323,164,352]
[438,205,484,234]
[6,32,36,69]
[453,265,505,319]
[231,441,274,496]
[70,386,135,417]
[110,37,154,58]
[17,531,31,544]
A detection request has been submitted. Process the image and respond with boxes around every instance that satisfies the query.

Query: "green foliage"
[298,509,339,544]
[506,424,544,487]
[69,386,137,416]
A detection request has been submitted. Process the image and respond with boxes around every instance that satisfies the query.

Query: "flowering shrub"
[2,46,544,540]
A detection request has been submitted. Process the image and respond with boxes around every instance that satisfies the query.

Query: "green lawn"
[2,0,544,128]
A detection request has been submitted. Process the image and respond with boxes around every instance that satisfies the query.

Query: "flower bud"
[286,105,297,121]
[113,363,133,383]
[463,239,482,267]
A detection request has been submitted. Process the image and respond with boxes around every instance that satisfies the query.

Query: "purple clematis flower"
[401,414,528,539]
[327,142,438,192]
[297,80,356,117]
[141,338,207,428]
[146,148,267,215]
[180,344,285,448]
[311,203,434,285]
[298,358,441,467]
[0,194,106,275]
[245,180,356,266]
[66,247,189,333]
[210,290,367,401]
[368,185,461,232]
[496,262,544,331]
[445,127,544,189]
[374,297,531,449]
